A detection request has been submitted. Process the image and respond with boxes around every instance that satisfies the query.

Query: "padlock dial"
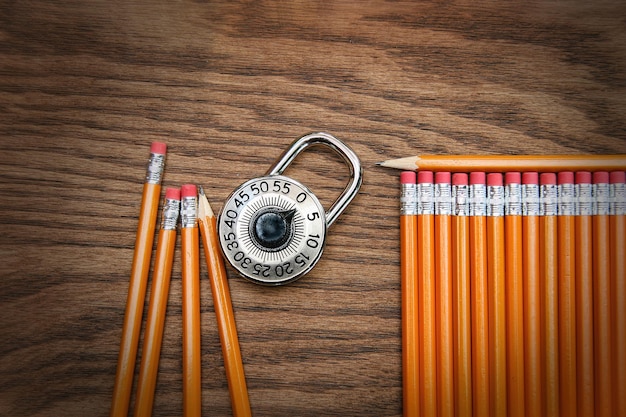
[219,175,327,285]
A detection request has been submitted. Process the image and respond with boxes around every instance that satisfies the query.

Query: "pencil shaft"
[505,214,525,417]
[523,215,544,416]
[612,214,626,416]
[418,214,437,416]
[111,182,161,417]
[380,154,626,172]
[558,215,577,417]
[401,214,420,417]
[436,214,454,417]
[541,216,560,417]
[452,215,472,417]
[134,228,177,417]
[182,225,201,417]
[199,215,252,417]
[594,214,614,416]
[487,215,506,417]
[575,215,595,416]
[470,216,490,417]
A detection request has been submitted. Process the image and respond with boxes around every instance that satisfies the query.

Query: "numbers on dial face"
[219,176,327,284]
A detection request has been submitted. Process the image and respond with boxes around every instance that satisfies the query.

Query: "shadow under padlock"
[218,132,363,285]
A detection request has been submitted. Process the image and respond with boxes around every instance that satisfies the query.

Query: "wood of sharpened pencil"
[435,172,454,417]
[417,171,437,416]
[557,172,577,417]
[451,173,472,417]
[593,172,614,417]
[197,187,252,417]
[504,172,525,417]
[540,173,560,417]
[469,172,490,417]
[575,172,595,416]
[610,172,626,416]
[134,188,180,417]
[486,173,506,417]
[400,172,419,417]
[181,184,201,417]
[522,172,544,416]
[111,142,166,417]
[378,154,626,172]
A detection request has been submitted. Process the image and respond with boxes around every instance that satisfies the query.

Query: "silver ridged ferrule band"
[146,152,165,185]
[522,184,540,216]
[469,184,486,217]
[453,184,469,217]
[595,183,610,215]
[417,183,435,215]
[487,185,505,217]
[505,183,522,216]
[435,182,452,216]
[577,183,594,216]
[401,183,418,215]
[180,196,197,228]
[611,182,626,215]
[541,184,558,216]
[558,183,576,216]
[161,198,181,230]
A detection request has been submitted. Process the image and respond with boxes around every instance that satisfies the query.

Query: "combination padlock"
[218,132,363,285]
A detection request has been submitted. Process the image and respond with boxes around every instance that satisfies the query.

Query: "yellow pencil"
[111,142,166,417]
[134,188,180,417]
[181,184,201,417]
[610,171,626,416]
[486,173,506,417]
[198,187,252,417]
[378,154,626,172]
[469,172,490,417]
[417,171,437,416]
[540,173,560,417]
[400,172,420,417]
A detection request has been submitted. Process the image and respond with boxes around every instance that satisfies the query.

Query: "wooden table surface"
[2,1,626,416]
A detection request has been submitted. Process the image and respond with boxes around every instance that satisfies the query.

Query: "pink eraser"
[469,172,486,185]
[181,184,197,198]
[150,142,167,154]
[610,171,625,184]
[417,171,434,184]
[165,187,181,200]
[593,171,609,184]
[540,173,557,185]
[522,172,538,185]
[575,171,592,184]
[505,172,521,185]
[400,171,416,184]
[452,173,468,186]
[487,173,503,186]
[558,171,574,184]
[435,172,451,184]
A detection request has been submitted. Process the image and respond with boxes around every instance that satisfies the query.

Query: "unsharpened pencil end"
[165,187,181,200]
[150,141,167,155]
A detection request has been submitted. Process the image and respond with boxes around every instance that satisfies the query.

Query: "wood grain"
[1,1,626,416]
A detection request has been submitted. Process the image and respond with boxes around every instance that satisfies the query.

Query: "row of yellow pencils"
[110,143,251,417]
[400,169,626,417]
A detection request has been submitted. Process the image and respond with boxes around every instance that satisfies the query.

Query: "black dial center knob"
[253,209,295,250]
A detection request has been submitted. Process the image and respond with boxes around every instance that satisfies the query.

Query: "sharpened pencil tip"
[198,185,205,196]
[197,186,214,218]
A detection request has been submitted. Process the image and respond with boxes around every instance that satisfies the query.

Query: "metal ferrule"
[161,198,181,230]
[540,184,558,216]
[558,183,576,216]
[417,182,435,215]
[522,184,540,216]
[505,183,522,216]
[180,196,197,228]
[469,184,487,217]
[453,184,469,217]
[595,183,610,216]
[577,183,594,216]
[146,152,165,185]
[487,185,505,217]
[401,183,418,215]
[611,182,626,215]
[435,182,452,216]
